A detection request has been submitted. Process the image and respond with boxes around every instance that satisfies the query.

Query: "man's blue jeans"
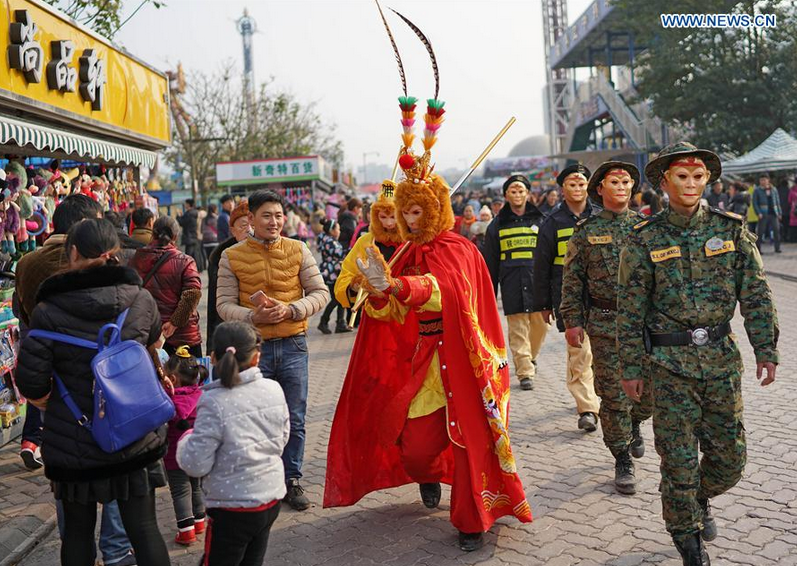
[56,500,131,564]
[258,334,308,481]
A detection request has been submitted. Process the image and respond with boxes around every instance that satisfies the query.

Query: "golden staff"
[348,147,403,327]
[350,117,516,317]
[450,116,516,195]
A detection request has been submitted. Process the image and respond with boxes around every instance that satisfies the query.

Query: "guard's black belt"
[649,322,731,347]
[589,296,617,311]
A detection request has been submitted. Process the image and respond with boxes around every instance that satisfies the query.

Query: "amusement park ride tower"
[542,0,572,156]
[236,9,258,132]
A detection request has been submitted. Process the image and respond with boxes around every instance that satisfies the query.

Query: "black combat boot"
[630,420,645,458]
[614,449,636,495]
[673,533,711,566]
[335,319,352,334]
[419,482,441,508]
[699,498,717,541]
[317,321,332,335]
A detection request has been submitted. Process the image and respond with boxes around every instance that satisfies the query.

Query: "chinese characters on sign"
[6,10,107,111]
[8,10,43,83]
[79,49,106,110]
[216,156,331,186]
[47,40,77,92]
[251,159,316,179]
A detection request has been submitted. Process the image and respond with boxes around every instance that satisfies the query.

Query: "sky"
[116,0,594,176]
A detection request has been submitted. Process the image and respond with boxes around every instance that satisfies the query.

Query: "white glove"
[356,247,390,292]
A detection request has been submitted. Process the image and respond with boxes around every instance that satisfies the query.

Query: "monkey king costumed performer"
[323,179,415,508]
[323,25,531,546]
[333,180,403,310]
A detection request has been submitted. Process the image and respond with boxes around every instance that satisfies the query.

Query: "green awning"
[0,114,157,168]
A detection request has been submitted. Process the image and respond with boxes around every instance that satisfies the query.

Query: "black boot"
[699,498,717,541]
[458,531,483,552]
[578,412,598,432]
[317,321,331,335]
[419,482,441,508]
[614,449,636,495]
[630,420,645,458]
[335,320,352,334]
[673,533,711,566]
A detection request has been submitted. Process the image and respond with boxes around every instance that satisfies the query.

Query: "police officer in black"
[482,175,547,391]
[532,164,602,429]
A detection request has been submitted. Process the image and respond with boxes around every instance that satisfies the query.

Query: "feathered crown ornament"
[376,1,444,185]
[375,1,454,244]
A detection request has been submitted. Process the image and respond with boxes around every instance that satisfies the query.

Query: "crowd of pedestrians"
[8,164,788,565]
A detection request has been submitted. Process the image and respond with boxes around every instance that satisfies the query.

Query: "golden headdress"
[369,178,401,243]
[376,2,454,244]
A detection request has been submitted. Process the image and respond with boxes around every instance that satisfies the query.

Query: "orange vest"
[226,237,307,340]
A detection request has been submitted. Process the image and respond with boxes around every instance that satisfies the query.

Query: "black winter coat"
[15,265,166,482]
[532,201,595,331]
[179,209,200,245]
[481,202,546,315]
[728,193,750,218]
[338,210,358,250]
[206,236,238,352]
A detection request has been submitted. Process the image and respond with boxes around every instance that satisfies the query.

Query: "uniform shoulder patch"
[709,207,743,222]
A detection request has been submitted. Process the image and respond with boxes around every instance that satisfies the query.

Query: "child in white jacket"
[177,321,289,566]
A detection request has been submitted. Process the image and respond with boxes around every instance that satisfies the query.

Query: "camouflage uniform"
[560,209,653,456]
[617,203,779,541]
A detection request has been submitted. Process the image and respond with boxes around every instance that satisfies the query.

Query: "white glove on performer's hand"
[356,247,390,292]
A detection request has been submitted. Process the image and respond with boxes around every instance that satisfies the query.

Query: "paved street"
[2,245,797,565]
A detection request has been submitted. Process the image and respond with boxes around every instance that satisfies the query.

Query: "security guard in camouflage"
[560,161,653,497]
[617,142,779,566]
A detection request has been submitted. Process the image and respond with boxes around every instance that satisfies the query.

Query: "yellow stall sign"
[0,0,170,149]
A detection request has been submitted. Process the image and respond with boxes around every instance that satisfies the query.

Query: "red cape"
[323,306,429,507]
[324,232,531,528]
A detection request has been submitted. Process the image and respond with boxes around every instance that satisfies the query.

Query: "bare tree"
[165,64,343,201]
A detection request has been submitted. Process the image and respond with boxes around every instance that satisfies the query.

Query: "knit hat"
[229,201,249,226]
[502,174,531,195]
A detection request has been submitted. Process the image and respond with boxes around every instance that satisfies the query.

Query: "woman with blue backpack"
[15,218,172,566]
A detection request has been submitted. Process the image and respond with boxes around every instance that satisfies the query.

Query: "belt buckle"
[691,327,709,346]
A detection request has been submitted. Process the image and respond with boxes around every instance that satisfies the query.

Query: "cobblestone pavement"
[5,246,797,566]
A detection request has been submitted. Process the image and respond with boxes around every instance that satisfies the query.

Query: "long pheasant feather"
[389,8,440,100]
[375,0,407,97]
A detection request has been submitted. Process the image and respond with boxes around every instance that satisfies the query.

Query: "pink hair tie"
[226,346,236,354]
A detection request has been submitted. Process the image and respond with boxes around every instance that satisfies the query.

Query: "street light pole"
[185,133,227,206]
[362,151,379,186]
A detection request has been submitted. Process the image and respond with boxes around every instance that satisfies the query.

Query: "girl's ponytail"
[211,322,261,389]
[215,347,241,389]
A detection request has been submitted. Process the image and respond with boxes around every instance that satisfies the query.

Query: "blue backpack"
[28,309,175,453]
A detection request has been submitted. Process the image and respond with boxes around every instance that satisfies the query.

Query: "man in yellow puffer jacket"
[217,189,329,511]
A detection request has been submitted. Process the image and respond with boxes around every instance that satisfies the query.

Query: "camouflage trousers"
[650,347,746,540]
[590,334,653,456]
